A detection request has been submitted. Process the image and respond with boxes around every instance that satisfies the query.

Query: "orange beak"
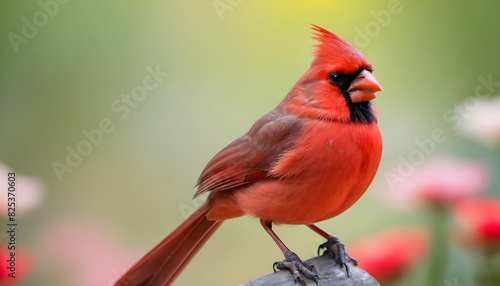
[348,70,383,103]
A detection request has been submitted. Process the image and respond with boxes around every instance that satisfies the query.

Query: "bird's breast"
[235,119,382,224]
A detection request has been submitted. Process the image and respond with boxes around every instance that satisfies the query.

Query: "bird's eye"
[329,72,344,86]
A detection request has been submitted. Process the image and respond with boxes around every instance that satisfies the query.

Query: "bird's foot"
[317,236,357,277]
[273,250,320,285]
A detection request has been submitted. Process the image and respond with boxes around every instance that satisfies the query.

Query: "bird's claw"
[273,250,319,285]
[317,236,356,277]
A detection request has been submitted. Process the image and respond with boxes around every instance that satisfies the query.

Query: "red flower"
[347,226,430,283]
[453,197,500,250]
[0,244,36,284]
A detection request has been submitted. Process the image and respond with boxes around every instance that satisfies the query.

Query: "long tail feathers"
[115,202,222,286]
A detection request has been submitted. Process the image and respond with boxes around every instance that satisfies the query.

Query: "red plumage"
[117,25,383,286]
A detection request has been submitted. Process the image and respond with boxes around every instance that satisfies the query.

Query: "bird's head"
[281,25,383,124]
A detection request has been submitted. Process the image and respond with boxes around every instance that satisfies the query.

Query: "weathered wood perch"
[240,254,380,286]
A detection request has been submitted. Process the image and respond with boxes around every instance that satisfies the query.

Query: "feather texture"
[116,25,383,286]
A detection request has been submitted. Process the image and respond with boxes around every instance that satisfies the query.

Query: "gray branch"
[240,254,380,286]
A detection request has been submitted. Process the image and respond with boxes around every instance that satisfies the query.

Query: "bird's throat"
[347,101,377,124]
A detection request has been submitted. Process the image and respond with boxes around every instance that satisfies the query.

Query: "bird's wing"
[195,110,302,197]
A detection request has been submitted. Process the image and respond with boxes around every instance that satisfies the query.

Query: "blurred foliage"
[1,1,500,285]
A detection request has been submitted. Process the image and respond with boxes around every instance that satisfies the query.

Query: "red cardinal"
[116,25,383,286]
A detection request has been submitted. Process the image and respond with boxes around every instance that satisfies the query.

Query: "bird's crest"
[310,24,368,68]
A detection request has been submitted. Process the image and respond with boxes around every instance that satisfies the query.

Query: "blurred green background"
[1,1,500,285]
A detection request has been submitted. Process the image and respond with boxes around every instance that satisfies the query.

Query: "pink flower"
[385,156,490,207]
[38,220,141,286]
[0,162,43,216]
[452,197,500,251]
[347,226,430,283]
[459,95,500,146]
